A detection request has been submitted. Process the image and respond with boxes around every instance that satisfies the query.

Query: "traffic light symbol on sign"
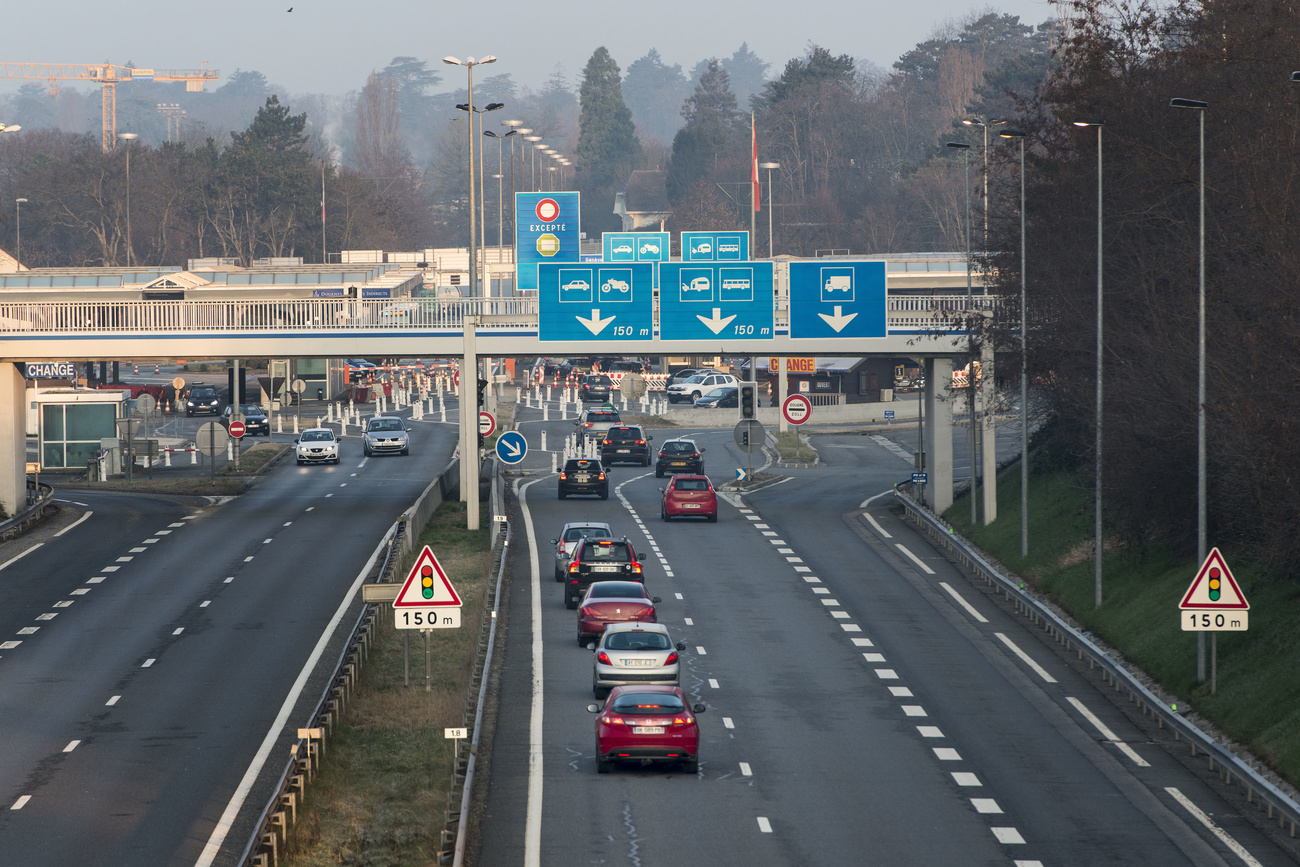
[421,564,435,599]
[1208,568,1221,602]
[740,383,757,420]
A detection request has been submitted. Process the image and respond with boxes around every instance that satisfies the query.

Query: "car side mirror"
[637,553,646,560]
[700,448,706,453]
[676,641,687,651]
[293,439,300,444]
[658,487,664,493]
[692,704,707,714]
[550,539,558,545]
[651,596,662,604]
[587,641,597,652]
[587,703,601,713]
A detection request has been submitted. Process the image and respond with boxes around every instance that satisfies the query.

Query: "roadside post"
[1179,548,1249,695]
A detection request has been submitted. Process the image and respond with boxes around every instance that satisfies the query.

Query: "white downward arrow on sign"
[818,305,858,332]
[502,439,522,458]
[577,308,616,335]
[697,307,737,334]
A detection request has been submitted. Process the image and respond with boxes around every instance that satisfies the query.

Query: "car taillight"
[569,562,579,573]
[559,472,567,480]
[672,715,693,726]
[690,453,699,458]
[631,562,642,574]
[602,715,625,725]
[634,606,653,618]
[598,473,606,480]
[582,607,597,616]
[596,652,612,665]
[664,652,678,666]
[635,439,646,445]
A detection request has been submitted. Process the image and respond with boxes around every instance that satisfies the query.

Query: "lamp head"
[1072,116,1104,127]
[1169,98,1207,110]
[998,129,1026,139]
[961,118,985,128]
[485,102,505,112]
[946,142,971,150]
[443,56,463,66]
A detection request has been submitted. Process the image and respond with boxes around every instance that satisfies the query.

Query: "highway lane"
[0,411,460,866]
[478,414,1298,866]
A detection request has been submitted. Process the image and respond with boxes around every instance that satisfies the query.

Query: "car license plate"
[592,565,620,572]
[574,474,589,482]
[621,658,656,666]
[672,461,686,466]
[633,726,665,734]
[617,449,630,454]
[684,503,701,509]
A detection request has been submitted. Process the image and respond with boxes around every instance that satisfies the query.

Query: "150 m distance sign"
[538,263,654,342]
[392,545,463,629]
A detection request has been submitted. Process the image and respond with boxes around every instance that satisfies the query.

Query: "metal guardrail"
[893,486,1300,839]
[0,482,54,541]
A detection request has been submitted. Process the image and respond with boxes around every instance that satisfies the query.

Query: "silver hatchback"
[591,623,686,699]
[363,416,409,456]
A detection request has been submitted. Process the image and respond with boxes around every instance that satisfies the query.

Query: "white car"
[363,416,409,456]
[667,372,737,404]
[592,622,686,698]
[552,521,614,581]
[296,428,340,465]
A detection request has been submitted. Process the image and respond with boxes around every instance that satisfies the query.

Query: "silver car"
[295,428,339,465]
[591,623,686,699]
[552,522,613,582]
[363,416,409,457]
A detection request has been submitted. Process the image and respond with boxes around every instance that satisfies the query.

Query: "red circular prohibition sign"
[535,198,560,222]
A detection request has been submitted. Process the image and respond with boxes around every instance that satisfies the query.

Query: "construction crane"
[0,63,220,151]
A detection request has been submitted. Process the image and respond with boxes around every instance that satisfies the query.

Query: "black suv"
[600,425,652,466]
[558,458,609,500]
[579,374,614,402]
[185,385,221,416]
[655,438,705,477]
[221,403,270,435]
[564,536,646,608]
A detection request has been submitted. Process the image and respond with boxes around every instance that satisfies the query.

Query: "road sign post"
[1179,548,1249,695]
[195,421,229,483]
[734,419,765,480]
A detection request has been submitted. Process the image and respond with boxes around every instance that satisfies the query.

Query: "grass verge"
[772,431,817,462]
[284,498,491,866]
[945,464,1300,786]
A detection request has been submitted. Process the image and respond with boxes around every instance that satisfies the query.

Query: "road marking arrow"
[818,305,858,332]
[576,308,616,335]
[697,307,737,334]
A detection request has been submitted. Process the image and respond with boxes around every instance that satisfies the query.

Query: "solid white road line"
[994,633,1058,684]
[1067,697,1149,767]
[518,478,545,867]
[52,510,93,537]
[940,582,989,623]
[861,513,893,538]
[895,543,935,574]
[1165,787,1263,867]
[0,543,43,572]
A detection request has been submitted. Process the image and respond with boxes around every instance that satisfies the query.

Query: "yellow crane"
[0,63,220,151]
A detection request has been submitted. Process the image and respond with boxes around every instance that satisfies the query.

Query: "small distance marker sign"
[782,393,812,425]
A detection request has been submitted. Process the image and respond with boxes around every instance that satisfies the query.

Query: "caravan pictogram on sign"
[394,546,463,608]
[1179,548,1249,610]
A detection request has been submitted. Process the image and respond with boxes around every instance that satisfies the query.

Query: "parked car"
[587,685,705,773]
[295,428,340,465]
[347,359,378,381]
[577,581,661,646]
[600,425,652,466]
[185,384,221,417]
[606,360,645,375]
[362,416,409,456]
[576,408,622,443]
[564,537,645,609]
[694,386,738,408]
[667,372,737,404]
[558,458,609,500]
[221,403,270,435]
[552,522,614,582]
[590,622,685,697]
[667,368,707,386]
[655,439,704,477]
[660,474,718,522]
[579,374,615,403]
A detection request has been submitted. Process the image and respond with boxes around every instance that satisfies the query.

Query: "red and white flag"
[751,112,760,213]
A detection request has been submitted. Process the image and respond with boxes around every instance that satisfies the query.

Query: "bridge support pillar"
[0,364,26,516]
[923,358,954,514]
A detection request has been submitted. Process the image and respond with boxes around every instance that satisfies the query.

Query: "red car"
[577,581,661,646]
[660,474,718,522]
[587,685,706,774]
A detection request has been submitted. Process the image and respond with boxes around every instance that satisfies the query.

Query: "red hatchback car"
[660,474,718,522]
[577,581,661,646]
[587,685,706,774]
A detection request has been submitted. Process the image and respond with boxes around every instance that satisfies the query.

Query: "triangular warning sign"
[394,546,463,608]
[1179,548,1249,609]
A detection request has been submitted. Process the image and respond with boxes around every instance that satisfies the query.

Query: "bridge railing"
[0,295,995,334]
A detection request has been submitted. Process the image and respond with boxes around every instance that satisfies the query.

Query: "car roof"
[368,415,403,422]
[662,437,697,445]
[301,427,334,435]
[670,474,711,482]
[564,458,604,467]
[604,621,669,635]
[561,521,612,532]
[585,580,649,595]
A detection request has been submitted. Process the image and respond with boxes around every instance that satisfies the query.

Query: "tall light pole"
[14,198,27,269]
[999,127,1028,556]
[118,132,139,266]
[503,121,524,247]
[1171,96,1208,682]
[516,128,532,193]
[946,142,978,526]
[1072,117,1105,606]
[444,55,497,299]
[525,137,542,190]
[484,129,518,264]
[961,118,991,258]
[759,162,780,257]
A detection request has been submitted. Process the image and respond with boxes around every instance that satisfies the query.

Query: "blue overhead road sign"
[495,431,528,464]
[516,192,581,294]
[659,262,773,341]
[538,263,654,341]
[602,232,669,263]
[682,231,749,262]
[789,261,887,339]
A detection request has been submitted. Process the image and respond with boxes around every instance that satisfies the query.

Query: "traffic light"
[740,382,757,419]
[476,378,489,409]
[421,564,435,599]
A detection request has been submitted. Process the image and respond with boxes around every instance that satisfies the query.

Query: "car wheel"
[565,595,578,610]
[597,757,612,774]
[707,512,718,523]
[600,489,609,500]
[401,447,409,456]
[655,466,663,478]
[296,459,303,466]
[682,757,699,774]
[661,508,669,522]
[364,446,371,457]
[593,681,607,700]
[578,634,588,647]
[691,391,702,401]
[643,456,651,467]
[558,490,566,500]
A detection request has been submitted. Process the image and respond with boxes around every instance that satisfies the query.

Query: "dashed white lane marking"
[172,628,184,636]
[200,601,211,608]
[813,587,830,594]
[183,514,200,520]
[917,726,944,738]
[36,613,56,621]
[851,638,874,647]
[841,624,862,632]
[63,740,80,752]
[155,530,172,535]
[696,646,707,655]
[786,556,803,563]
[994,633,1057,684]
[674,593,683,600]
[263,538,272,544]
[861,513,893,539]
[1067,697,1149,767]
[283,522,293,527]
[864,653,886,662]
[102,566,120,572]
[902,705,927,717]
[305,507,314,512]
[244,557,254,562]
[895,544,935,574]
[739,763,753,776]
[991,828,1026,845]
[18,627,38,635]
[325,493,333,498]
[875,669,898,680]
[794,566,812,573]
[71,589,89,596]
[87,577,105,584]
[53,601,73,608]
[168,523,186,528]
[115,556,133,563]
[777,547,794,554]
[764,533,779,538]
[350,473,358,477]
[754,524,769,529]
[940,582,989,623]
[143,538,158,544]
[142,659,155,667]
[339,483,347,488]
[106,695,120,706]
[831,611,850,619]
[53,511,93,537]
[1014,861,1045,867]
[803,576,821,583]
[129,547,147,553]
[972,798,1003,814]
[11,795,31,810]
[953,772,982,786]
[1165,787,1263,867]
[708,679,720,689]
[684,617,694,626]
[224,577,234,584]
[757,817,773,833]
[889,686,913,697]
[723,718,735,729]
[1,640,21,649]
[934,748,962,761]
[821,598,840,606]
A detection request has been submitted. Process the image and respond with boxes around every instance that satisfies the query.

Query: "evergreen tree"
[575,47,642,234]
[622,49,691,145]
[722,43,770,109]
[667,60,740,204]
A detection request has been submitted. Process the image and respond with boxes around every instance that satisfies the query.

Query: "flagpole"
[321,163,327,264]
[750,112,758,243]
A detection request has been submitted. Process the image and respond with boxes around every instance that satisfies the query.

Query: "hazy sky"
[4,0,1057,96]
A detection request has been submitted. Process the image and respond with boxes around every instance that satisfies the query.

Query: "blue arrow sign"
[496,431,528,464]
[736,468,748,481]
[682,231,749,262]
[538,263,654,342]
[659,262,773,341]
[789,261,887,339]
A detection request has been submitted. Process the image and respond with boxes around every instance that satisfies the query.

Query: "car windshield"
[682,375,706,384]
[588,412,619,423]
[587,375,612,385]
[564,527,610,543]
[367,418,404,432]
[191,388,216,398]
[611,693,685,714]
[674,479,710,492]
[239,404,263,415]
[662,442,694,454]
[566,461,601,472]
[589,582,645,598]
[580,543,631,563]
[606,428,640,441]
[302,430,334,442]
[605,631,670,651]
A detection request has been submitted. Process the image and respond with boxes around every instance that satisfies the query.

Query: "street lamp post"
[15,198,27,269]
[444,55,497,300]
[524,136,542,190]
[118,132,139,266]
[759,162,780,257]
[999,127,1028,556]
[1072,117,1105,607]
[1171,96,1208,682]
[947,141,977,526]
[961,119,991,257]
[484,129,518,264]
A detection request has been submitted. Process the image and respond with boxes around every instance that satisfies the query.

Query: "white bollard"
[340,418,348,435]
[326,404,334,423]
[515,387,521,403]
[622,396,629,412]
[560,403,567,421]
[293,415,299,434]
[164,449,172,467]
[546,386,553,404]
[227,441,234,461]
[440,401,447,423]
[318,416,324,428]
[543,404,550,421]
[540,430,547,452]
[277,414,283,433]
[551,451,558,473]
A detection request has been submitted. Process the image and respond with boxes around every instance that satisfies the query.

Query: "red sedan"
[660,474,718,522]
[577,581,661,646]
[587,685,706,774]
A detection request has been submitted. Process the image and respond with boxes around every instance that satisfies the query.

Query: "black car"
[564,536,646,608]
[579,374,614,402]
[600,425,653,466]
[655,438,705,477]
[185,384,221,417]
[559,458,609,500]
[694,386,738,408]
[221,403,270,435]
